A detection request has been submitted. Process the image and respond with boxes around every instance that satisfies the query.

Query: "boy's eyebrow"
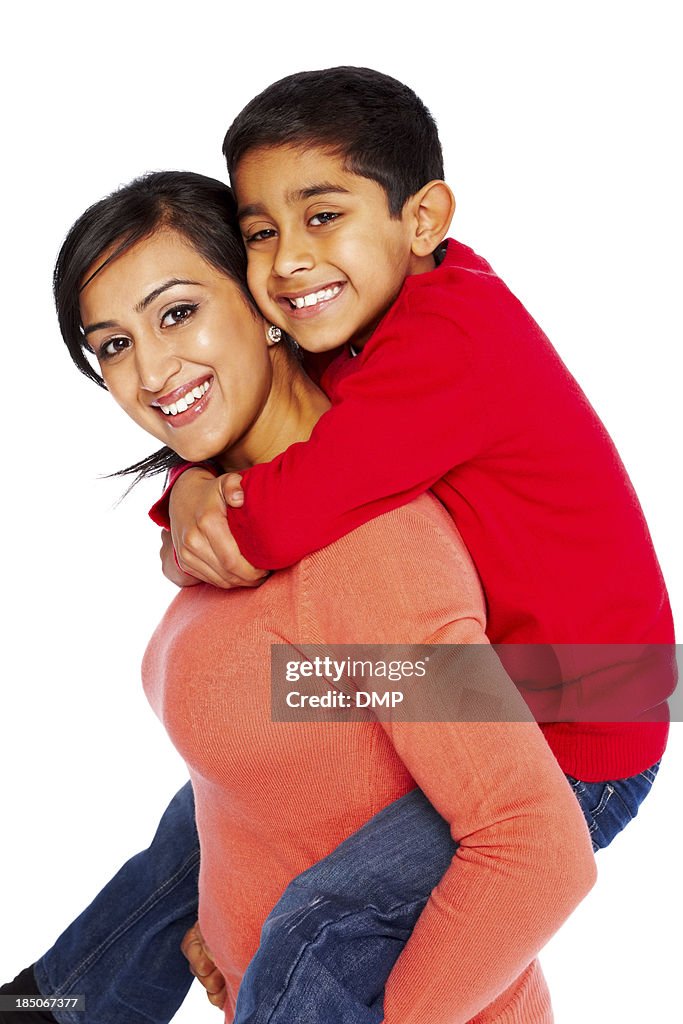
[82,279,202,335]
[238,183,351,220]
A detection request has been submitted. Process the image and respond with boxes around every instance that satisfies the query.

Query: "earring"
[267,324,282,344]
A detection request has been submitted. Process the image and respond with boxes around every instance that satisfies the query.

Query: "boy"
[154,65,673,1017]
[4,67,673,1024]
[165,66,673,776]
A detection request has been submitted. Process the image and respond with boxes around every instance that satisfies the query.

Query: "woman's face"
[79,230,274,466]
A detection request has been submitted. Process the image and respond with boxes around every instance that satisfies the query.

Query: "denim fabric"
[233,762,661,1023]
[234,789,455,1024]
[565,760,660,852]
[34,783,200,1024]
[34,763,660,1024]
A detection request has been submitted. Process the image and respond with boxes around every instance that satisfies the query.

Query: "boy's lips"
[277,282,346,320]
[150,374,214,428]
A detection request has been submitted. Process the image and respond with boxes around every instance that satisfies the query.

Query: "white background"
[1,2,681,1021]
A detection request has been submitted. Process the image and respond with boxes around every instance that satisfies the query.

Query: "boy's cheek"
[246,264,272,316]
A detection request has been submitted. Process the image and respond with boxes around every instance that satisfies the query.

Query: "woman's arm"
[309,498,597,1024]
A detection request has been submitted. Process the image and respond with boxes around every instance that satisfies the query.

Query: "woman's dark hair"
[54,170,260,484]
[223,67,444,217]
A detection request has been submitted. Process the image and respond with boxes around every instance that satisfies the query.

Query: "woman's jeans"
[34,762,660,1024]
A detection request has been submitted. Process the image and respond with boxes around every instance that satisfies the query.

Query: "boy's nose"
[272,230,315,277]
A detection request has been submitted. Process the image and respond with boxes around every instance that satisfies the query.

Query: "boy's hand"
[169,468,268,589]
[181,922,226,1009]
[160,530,202,588]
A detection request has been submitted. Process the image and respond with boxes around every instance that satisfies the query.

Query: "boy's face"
[233,144,428,353]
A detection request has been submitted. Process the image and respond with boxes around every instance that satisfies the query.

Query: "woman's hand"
[181,922,226,1009]
[168,468,268,588]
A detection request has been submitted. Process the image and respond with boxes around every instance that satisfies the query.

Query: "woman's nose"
[135,337,182,394]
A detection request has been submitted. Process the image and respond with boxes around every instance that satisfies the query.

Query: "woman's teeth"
[159,380,210,416]
[289,285,342,309]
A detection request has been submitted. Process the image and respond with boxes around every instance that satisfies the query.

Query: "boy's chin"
[297,337,347,355]
[289,322,367,355]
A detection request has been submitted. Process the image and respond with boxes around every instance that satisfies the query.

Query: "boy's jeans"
[35,763,659,1024]
[35,784,200,1024]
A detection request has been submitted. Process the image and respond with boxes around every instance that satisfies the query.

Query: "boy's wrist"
[149,462,219,530]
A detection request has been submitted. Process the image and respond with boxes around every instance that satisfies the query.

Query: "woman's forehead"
[79,231,218,315]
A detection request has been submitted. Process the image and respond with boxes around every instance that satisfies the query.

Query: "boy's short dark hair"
[222,67,444,217]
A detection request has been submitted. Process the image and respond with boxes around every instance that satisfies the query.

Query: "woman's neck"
[216,353,331,471]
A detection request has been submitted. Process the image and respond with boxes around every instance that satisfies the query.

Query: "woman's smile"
[151,374,214,426]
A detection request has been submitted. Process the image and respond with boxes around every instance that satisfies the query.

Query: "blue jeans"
[35,763,659,1024]
[35,784,200,1024]
[565,760,660,853]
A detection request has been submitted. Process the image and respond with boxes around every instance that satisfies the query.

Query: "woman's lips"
[152,375,214,428]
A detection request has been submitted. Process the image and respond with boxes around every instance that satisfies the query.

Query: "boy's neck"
[351,245,443,355]
[407,249,440,276]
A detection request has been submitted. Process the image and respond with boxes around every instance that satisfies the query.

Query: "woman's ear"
[409,181,456,258]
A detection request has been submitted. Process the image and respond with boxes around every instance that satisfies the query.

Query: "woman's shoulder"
[315,493,475,566]
[296,494,487,643]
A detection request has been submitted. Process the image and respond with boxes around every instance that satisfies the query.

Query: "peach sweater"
[142,496,596,1023]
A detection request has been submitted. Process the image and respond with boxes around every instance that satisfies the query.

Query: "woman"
[54,171,594,1024]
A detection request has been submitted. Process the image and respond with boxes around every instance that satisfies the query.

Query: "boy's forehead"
[233,143,374,210]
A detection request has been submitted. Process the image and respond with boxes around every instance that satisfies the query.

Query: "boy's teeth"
[159,379,210,416]
[291,285,341,310]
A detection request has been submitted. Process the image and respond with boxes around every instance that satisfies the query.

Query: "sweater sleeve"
[226,299,503,569]
[307,500,597,1024]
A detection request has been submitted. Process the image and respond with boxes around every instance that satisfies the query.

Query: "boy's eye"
[245,228,277,243]
[161,303,198,328]
[309,211,339,227]
[100,336,131,360]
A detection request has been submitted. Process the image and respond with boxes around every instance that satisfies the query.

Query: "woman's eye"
[309,212,339,227]
[161,303,198,328]
[245,228,277,243]
[100,336,131,360]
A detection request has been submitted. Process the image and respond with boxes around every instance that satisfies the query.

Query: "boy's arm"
[151,466,267,588]
[159,528,202,588]
[227,304,501,569]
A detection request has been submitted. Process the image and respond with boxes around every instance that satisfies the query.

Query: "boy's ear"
[408,181,456,257]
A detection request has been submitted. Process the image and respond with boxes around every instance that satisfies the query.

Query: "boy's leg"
[565,760,661,851]
[235,763,660,1024]
[234,788,455,1024]
[30,782,200,1024]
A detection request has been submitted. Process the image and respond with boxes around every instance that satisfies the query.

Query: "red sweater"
[152,239,674,781]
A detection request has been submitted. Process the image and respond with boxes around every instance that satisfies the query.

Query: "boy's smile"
[233,144,434,354]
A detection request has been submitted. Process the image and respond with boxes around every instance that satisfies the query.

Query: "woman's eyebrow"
[82,278,203,335]
[82,318,118,337]
[134,278,202,313]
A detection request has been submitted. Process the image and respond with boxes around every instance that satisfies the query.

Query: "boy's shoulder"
[360,236,545,365]
[400,237,507,312]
